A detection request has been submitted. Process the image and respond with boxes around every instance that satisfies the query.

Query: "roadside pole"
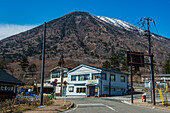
[40,22,46,105]
[151,54,155,105]
[63,81,67,105]
[64,86,66,105]
[130,54,133,104]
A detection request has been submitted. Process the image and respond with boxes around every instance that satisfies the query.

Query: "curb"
[121,100,132,105]
[67,102,74,109]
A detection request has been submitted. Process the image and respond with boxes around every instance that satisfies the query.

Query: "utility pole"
[130,56,133,104]
[147,18,153,103]
[139,17,155,105]
[40,22,46,105]
[60,51,64,97]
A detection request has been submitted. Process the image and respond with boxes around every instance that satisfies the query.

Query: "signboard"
[127,51,144,67]
[87,80,97,83]
[0,85,16,98]
[0,85,14,92]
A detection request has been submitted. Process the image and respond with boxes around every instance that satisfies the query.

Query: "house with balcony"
[66,64,128,97]
[36,66,71,96]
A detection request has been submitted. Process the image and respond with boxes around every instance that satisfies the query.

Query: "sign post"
[127,51,155,105]
[63,81,67,105]
[127,51,144,104]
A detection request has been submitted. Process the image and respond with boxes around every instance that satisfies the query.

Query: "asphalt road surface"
[64,98,169,113]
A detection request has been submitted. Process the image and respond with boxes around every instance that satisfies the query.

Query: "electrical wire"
[153,21,159,34]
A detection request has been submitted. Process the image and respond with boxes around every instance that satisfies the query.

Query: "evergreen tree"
[102,61,111,69]
[163,60,170,74]
[102,53,120,71]
[110,53,120,71]
[121,57,128,71]
[19,57,29,80]
[19,57,29,72]
[28,63,37,73]
[0,56,7,69]
[58,53,64,66]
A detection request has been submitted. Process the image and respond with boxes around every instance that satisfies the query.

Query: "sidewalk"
[24,99,72,113]
[127,99,170,111]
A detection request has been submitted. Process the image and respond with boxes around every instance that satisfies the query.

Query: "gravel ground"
[131,99,170,111]
[24,99,72,113]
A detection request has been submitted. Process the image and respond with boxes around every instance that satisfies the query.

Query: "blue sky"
[0,0,170,39]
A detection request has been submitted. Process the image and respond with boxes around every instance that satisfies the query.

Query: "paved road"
[64,98,169,113]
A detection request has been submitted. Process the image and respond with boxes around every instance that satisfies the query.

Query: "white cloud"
[0,24,37,40]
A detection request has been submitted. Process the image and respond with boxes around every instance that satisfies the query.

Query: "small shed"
[0,69,25,99]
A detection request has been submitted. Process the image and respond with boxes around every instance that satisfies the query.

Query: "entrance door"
[89,86,95,96]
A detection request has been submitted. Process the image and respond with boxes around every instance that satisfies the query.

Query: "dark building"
[0,69,24,100]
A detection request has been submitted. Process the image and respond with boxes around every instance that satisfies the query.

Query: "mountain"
[0,11,169,69]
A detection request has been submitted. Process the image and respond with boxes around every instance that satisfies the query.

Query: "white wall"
[66,65,128,96]
[66,85,86,96]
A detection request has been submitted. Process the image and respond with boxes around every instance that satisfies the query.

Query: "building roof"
[0,69,25,85]
[68,64,129,75]
[50,66,72,72]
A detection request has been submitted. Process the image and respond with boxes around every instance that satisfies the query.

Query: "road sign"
[127,51,144,67]
[51,79,58,86]
[54,79,58,82]
[63,81,67,86]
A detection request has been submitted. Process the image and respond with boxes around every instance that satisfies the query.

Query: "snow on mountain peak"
[95,16,168,42]
[96,16,142,32]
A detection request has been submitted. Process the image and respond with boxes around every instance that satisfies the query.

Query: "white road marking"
[77,103,105,106]
[121,100,132,105]
[105,105,118,112]
[65,103,118,112]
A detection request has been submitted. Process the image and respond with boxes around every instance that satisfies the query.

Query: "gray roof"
[68,64,129,75]
[0,69,25,85]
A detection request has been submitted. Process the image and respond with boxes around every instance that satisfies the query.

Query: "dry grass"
[0,96,53,113]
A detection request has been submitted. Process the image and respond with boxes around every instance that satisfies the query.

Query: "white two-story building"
[66,64,128,97]
[36,66,71,96]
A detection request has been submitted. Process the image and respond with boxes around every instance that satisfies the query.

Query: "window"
[92,73,101,80]
[78,74,89,81]
[63,73,67,77]
[111,74,116,81]
[117,88,121,91]
[104,87,108,91]
[71,76,76,81]
[52,73,60,78]
[76,88,86,93]
[79,75,84,81]
[111,88,115,92]
[102,73,107,80]
[121,76,125,82]
[68,86,74,92]
[121,88,125,92]
[84,75,90,80]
